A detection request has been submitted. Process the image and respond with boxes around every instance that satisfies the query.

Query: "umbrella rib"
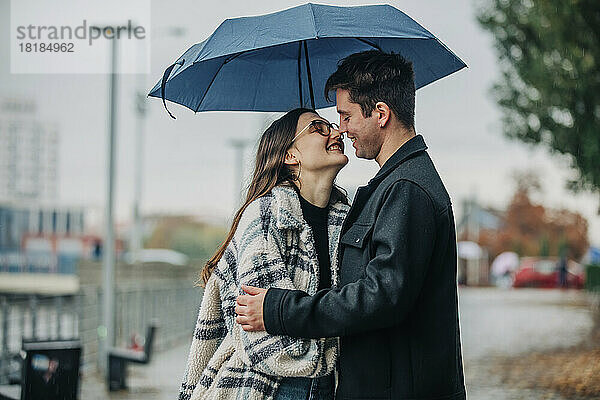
[307,3,318,38]
[303,41,315,110]
[356,38,383,52]
[195,60,227,113]
[225,52,243,64]
[297,42,303,108]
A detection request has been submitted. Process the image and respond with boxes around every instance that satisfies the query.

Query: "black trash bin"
[20,339,82,400]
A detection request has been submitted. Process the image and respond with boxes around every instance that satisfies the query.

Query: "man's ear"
[375,102,391,128]
[284,151,299,166]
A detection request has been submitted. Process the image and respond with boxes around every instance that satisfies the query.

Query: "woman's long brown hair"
[198,108,347,286]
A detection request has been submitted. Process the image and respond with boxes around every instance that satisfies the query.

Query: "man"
[236,50,466,400]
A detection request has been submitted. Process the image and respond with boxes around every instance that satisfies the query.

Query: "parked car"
[512,257,584,289]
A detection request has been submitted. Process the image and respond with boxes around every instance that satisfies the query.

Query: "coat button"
[355,238,360,243]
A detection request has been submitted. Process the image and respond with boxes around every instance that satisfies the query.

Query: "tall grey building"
[0,98,86,264]
[0,98,58,204]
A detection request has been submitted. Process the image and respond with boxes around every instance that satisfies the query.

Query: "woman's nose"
[330,127,343,140]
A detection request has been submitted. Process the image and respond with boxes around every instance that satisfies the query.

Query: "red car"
[512,257,584,289]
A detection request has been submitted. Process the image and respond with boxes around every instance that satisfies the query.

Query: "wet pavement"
[69,287,595,399]
[460,288,594,400]
[79,342,189,400]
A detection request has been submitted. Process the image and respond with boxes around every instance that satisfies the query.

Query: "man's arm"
[260,180,436,338]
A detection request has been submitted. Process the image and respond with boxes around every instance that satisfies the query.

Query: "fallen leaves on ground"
[494,345,600,398]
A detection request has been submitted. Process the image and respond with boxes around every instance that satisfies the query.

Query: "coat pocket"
[340,223,373,248]
[339,223,374,283]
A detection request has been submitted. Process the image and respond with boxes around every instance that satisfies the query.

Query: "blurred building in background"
[457,189,591,289]
[456,197,502,286]
[0,98,97,277]
[0,98,58,204]
[0,205,89,274]
[457,198,503,238]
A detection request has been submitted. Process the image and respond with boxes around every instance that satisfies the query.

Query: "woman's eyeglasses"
[292,120,342,143]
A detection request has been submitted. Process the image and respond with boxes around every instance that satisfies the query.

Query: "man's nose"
[338,120,348,135]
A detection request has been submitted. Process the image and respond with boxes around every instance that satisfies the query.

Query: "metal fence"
[0,282,203,384]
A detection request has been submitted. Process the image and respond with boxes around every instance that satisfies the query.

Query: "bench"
[107,324,157,391]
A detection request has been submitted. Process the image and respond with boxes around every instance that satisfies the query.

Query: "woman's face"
[288,112,348,176]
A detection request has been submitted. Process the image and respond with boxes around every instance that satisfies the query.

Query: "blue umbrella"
[148,3,466,117]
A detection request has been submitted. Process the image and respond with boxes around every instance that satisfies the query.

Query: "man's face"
[336,89,382,160]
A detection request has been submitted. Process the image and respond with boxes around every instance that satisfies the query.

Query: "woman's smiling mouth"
[327,142,344,153]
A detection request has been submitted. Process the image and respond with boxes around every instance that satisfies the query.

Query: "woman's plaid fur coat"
[178,185,349,400]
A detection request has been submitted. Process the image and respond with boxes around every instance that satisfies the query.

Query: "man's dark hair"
[324,50,415,130]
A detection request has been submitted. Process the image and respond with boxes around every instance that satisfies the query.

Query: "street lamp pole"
[228,139,252,206]
[131,27,185,263]
[131,64,146,263]
[101,30,119,375]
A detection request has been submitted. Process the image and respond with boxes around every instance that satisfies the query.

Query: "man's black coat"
[264,135,466,400]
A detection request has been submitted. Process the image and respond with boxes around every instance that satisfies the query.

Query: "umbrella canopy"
[148,3,466,116]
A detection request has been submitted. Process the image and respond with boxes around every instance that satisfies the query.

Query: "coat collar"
[270,185,349,230]
[271,185,304,230]
[369,134,427,186]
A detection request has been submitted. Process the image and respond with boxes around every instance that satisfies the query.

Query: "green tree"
[477,0,600,207]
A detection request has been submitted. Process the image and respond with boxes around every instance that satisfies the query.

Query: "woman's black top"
[278,195,336,390]
[299,195,332,290]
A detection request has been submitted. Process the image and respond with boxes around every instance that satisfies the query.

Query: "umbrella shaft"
[303,41,315,109]
[297,41,315,110]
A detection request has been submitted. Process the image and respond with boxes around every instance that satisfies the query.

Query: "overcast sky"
[1,0,598,246]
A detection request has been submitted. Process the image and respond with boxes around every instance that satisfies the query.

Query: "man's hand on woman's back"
[236,285,267,331]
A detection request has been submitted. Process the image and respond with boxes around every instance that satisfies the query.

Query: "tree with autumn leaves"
[477,171,589,260]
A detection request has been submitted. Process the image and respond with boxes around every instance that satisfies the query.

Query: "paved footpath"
[461,288,594,400]
[79,341,191,400]
[74,287,594,399]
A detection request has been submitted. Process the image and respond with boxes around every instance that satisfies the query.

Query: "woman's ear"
[284,151,299,166]
[375,102,391,128]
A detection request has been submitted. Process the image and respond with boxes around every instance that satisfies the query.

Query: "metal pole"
[19,300,25,341]
[101,35,118,374]
[228,139,251,206]
[29,295,37,339]
[131,27,184,263]
[131,40,147,263]
[56,296,62,339]
[1,297,8,383]
[234,143,244,204]
[46,298,51,338]
[75,291,82,339]
[131,91,145,263]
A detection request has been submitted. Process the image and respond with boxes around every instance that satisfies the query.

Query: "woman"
[178,108,349,400]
